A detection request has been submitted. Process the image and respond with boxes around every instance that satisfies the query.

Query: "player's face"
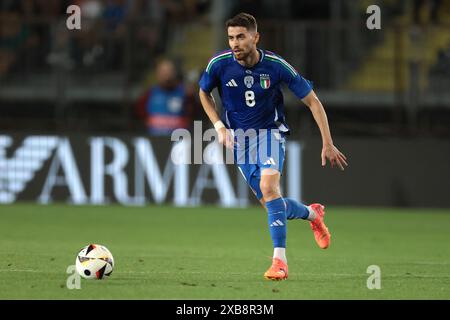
[227,26,259,61]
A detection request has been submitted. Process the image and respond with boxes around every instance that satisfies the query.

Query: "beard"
[233,49,250,61]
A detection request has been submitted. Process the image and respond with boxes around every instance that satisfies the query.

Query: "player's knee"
[260,181,278,200]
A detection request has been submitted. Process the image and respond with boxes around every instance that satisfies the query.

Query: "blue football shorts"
[233,129,286,200]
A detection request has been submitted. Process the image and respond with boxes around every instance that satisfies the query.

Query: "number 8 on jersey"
[245,90,255,107]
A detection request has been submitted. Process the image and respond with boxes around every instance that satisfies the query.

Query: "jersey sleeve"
[199,59,220,93]
[277,57,313,99]
[287,73,313,99]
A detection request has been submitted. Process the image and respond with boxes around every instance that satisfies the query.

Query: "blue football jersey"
[199,48,313,133]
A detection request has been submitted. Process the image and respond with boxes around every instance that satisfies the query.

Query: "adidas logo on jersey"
[225,79,238,87]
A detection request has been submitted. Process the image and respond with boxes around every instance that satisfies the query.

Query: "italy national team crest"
[260,74,271,89]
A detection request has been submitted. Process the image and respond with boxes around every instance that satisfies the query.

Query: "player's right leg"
[235,130,289,280]
[259,169,288,281]
[264,257,288,281]
[235,165,288,280]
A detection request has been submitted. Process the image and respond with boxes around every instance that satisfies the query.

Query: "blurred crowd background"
[0,0,449,138]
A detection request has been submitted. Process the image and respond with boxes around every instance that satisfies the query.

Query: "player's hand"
[217,127,234,149]
[321,144,348,171]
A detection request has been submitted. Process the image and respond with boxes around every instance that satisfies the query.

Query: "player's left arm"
[277,54,347,170]
[301,90,348,171]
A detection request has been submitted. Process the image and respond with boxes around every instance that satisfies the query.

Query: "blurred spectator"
[68,0,104,69]
[68,0,132,70]
[183,0,211,18]
[77,0,103,28]
[413,0,443,25]
[130,0,168,60]
[0,9,39,77]
[290,0,329,20]
[229,0,273,19]
[102,0,133,69]
[135,59,197,136]
[35,0,68,17]
[103,0,131,32]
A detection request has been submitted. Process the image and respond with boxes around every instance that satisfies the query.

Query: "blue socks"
[266,198,287,248]
[284,198,310,220]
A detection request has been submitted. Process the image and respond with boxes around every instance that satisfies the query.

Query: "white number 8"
[245,90,255,107]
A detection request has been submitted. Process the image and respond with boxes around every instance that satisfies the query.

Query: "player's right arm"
[199,89,234,149]
[198,56,234,149]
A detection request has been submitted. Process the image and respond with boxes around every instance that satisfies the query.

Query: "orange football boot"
[264,258,288,281]
[309,203,331,249]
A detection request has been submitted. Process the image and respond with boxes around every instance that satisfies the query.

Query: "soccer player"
[198,13,348,280]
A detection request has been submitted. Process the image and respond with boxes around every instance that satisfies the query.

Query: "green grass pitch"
[0,203,449,299]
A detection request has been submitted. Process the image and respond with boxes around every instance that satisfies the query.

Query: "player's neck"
[237,49,260,68]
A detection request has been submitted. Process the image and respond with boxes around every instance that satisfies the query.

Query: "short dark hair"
[225,12,257,32]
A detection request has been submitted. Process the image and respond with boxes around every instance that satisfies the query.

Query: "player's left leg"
[284,198,331,249]
[259,198,331,249]
[260,197,314,220]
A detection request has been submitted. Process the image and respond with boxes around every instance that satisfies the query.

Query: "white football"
[75,244,114,279]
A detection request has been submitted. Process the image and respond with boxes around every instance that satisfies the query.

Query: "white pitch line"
[0,270,448,279]
[0,269,42,273]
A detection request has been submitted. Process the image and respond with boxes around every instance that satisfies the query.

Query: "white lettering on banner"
[0,135,58,203]
[90,137,132,204]
[0,135,302,206]
[191,142,237,207]
[171,140,189,205]
[39,138,87,204]
[134,138,189,206]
